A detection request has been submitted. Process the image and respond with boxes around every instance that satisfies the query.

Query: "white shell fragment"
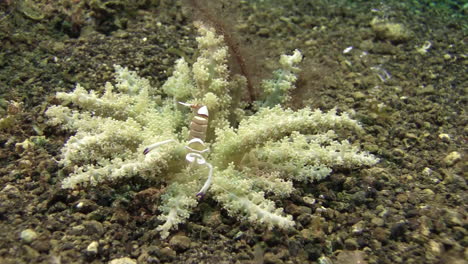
[343,46,353,54]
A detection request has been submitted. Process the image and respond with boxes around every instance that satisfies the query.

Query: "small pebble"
[20,229,38,243]
[109,257,137,264]
[443,151,461,166]
[169,234,191,252]
[86,241,99,255]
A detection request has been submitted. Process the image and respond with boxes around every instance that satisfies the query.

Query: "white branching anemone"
[46,22,379,239]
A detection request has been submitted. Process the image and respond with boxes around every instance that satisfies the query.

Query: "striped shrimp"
[143,102,213,198]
